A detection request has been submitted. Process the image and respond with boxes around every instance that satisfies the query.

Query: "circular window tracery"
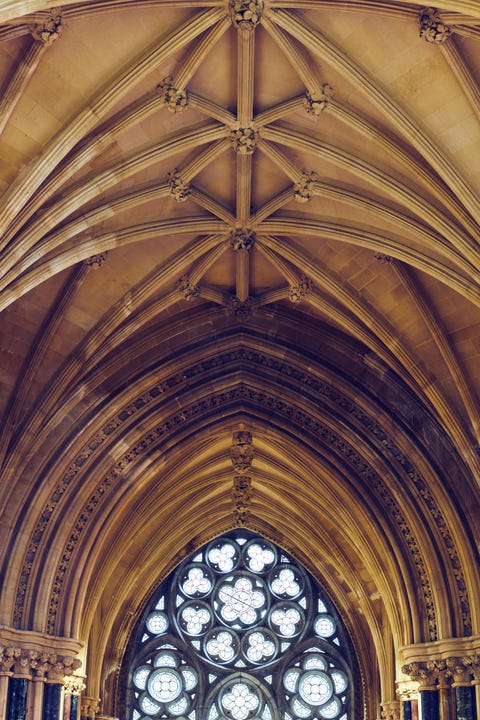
[127,532,352,720]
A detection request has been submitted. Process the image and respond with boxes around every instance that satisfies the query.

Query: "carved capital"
[231,126,259,155]
[81,697,101,719]
[167,171,191,202]
[231,428,254,471]
[86,252,108,268]
[419,7,452,44]
[304,85,333,116]
[64,675,86,695]
[289,275,313,303]
[380,701,400,720]
[157,77,188,113]
[230,228,256,253]
[446,657,474,685]
[294,171,318,203]
[0,647,20,673]
[230,0,263,30]
[30,10,63,45]
[176,274,200,301]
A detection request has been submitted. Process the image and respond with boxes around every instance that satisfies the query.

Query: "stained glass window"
[127,532,353,720]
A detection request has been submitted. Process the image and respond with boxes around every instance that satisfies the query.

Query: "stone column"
[43,682,62,720]
[0,649,17,720]
[449,659,475,720]
[437,666,452,720]
[63,677,85,720]
[471,658,480,720]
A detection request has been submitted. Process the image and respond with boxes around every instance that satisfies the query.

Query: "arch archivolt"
[3,330,475,653]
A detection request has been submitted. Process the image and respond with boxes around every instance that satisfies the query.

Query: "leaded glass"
[127,531,353,720]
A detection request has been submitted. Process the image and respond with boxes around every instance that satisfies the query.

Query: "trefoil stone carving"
[289,275,313,303]
[419,7,452,43]
[167,171,191,202]
[230,228,256,252]
[176,274,200,301]
[230,0,263,31]
[294,171,318,203]
[231,126,259,154]
[30,10,63,45]
[304,84,333,116]
[157,77,188,113]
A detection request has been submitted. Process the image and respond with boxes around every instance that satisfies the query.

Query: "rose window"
[127,532,354,720]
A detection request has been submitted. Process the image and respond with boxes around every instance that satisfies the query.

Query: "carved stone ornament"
[304,84,333,116]
[81,697,101,719]
[176,274,200,301]
[380,702,400,720]
[30,10,63,45]
[231,126,259,154]
[157,77,188,113]
[402,657,480,687]
[86,252,108,268]
[0,647,81,679]
[167,171,191,202]
[231,428,254,471]
[289,275,313,303]
[419,7,452,44]
[375,253,392,263]
[294,171,319,203]
[230,0,263,30]
[231,296,253,321]
[64,675,86,695]
[232,475,252,526]
[230,228,256,253]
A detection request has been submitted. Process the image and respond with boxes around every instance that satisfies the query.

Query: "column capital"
[81,696,101,718]
[380,700,400,720]
[0,628,83,681]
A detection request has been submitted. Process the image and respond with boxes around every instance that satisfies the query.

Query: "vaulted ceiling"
[1,1,480,716]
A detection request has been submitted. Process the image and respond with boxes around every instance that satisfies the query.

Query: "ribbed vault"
[1,1,480,718]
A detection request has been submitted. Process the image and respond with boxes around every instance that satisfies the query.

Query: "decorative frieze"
[230,228,256,253]
[176,274,200,301]
[0,647,81,680]
[402,657,480,686]
[289,275,313,303]
[30,10,63,45]
[230,428,254,471]
[294,171,318,203]
[157,77,188,113]
[230,0,263,31]
[304,84,333,116]
[231,126,259,154]
[167,171,191,202]
[419,7,452,44]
